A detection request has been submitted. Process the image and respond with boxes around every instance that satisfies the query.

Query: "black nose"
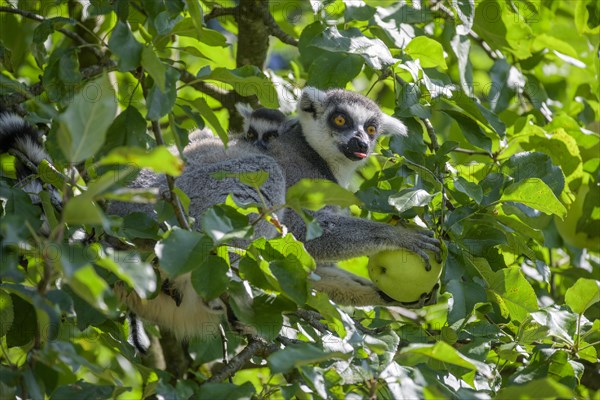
[349,137,368,153]
[256,140,268,150]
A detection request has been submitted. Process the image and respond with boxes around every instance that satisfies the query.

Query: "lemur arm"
[311,264,437,308]
[288,209,441,270]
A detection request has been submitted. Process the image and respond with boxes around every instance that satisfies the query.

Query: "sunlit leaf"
[565,278,600,314]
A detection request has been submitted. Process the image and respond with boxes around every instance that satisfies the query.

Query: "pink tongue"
[354,152,367,159]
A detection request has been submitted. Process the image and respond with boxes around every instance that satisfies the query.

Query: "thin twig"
[0,6,104,60]
[453,147,494,157]
[8,148,39,174]
[422,118,439,152]
[294,309,328,334]
[206,336,277,383]
[259,4,298,46]
[0,61,116,108]
[151,121,191,230]
[205,6,238,21]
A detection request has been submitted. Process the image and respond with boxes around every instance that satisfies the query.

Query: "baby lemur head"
[235,103,286,150]
[297,87,407,164]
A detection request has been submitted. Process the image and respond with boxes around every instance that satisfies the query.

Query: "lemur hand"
[395,227,442,271]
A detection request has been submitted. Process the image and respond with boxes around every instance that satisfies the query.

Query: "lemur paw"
[378,283,439,308]
[399,228,442,271]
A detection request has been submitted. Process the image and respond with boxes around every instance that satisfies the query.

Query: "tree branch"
[259,4,299,46]
[205,6,238,21]
[0,61,116,109]
[0,5,104,60]
[422,118,439,152]
[206,335,278,383]
[294,309,329,334]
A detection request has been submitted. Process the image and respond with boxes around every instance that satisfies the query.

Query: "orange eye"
[367,126,377,136]
[334,114,346,126]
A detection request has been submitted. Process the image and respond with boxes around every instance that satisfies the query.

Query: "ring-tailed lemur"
[109,87,441,343]
[235,103,286,150]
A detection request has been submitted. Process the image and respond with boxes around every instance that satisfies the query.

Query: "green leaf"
[38,159,65,189]
[472,0,533,60]
[185,0,204,39]
[108,21,143,71]
[502,152,565,197]
[269,256,308,305]
[397,341,492,377]
[5,294,36,347]
[565,278,600,314]
[62,197,106,225]
[488,267,538,322]
[307,53,364,89]
[42,48,82,102]
[57,74,117,163]
[155,229,212,277]
[405,36,447,70]
[530,308,577,346]
[268,343,349,373]
[187,97,228,145]
[521,129,583,183]
[146,67,180,120]
[442,95,506,138]
[286,179,360,212]
[50,381,114,400]
[442,110,492,152]
[103,106,149,153]
[306,292,346,338]
[211,170,269,189]
[96,249,156,298]
[171,18,228,46]
[575,0,600,34]
[197,66,279,108]
[500,178,567,218]
[191,254,229,300]
[309,26,395,70]
[99,146,184,176]
[388,189,435,213]
[453,177,483,204]
[0,290,14,337]
[263,234,316,271]
[141,46,167,91]
[68,265,109,310]
[200,205,252,244]
[121,212,161,240]
[197,382,255,400]
[228,282,295,340]
[496,378,573,400]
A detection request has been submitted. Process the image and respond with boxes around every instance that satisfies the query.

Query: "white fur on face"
[248,117,280,139]
[298,91,383,188]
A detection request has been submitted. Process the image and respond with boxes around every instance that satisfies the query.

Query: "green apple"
[555,182,600,251]
[368,248,444,303]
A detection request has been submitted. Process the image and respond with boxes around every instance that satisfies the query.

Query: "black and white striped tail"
[0,112,49,172]
[0,112,57,206]
[128,312,150,354]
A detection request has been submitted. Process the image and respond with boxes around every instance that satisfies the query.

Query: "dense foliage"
[0,0,599,398]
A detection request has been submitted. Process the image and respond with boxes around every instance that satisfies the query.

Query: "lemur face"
[236,103,286,150]
[299,88,384,162]
[245,108,286,150]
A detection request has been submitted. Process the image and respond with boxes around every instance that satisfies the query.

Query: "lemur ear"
[278,117,300,135]
[380,114,408,136]
[299,87,327,119]
[235,103,253,120]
